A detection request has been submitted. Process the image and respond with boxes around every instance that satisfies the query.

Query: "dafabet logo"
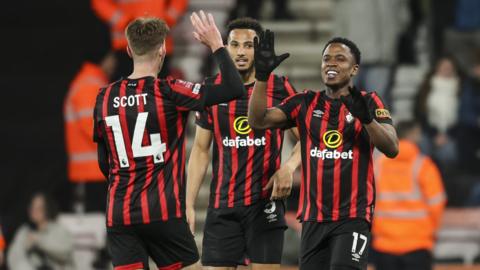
[233,116,251,135]
[222,116,266,148]
[310,130,353,160]
[322,130,343,149]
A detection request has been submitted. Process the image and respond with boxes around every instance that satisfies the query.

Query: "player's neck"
[129,61,161,79]
[240,68,256,85]
[326,85,350,99]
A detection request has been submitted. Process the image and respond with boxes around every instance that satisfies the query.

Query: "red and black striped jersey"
[196,74,297,208]
[276,90,393,223]
[94,76,206,227]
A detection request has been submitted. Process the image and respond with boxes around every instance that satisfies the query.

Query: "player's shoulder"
[271,73,290,85]
[361,90,383,100]
[282,89,315,104]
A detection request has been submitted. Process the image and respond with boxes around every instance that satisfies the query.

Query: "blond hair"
[125,17,170,56]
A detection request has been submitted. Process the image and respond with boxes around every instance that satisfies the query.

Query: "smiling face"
[226,29,257,74]
[321,43,359,90]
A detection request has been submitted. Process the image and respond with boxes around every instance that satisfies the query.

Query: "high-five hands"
[190,11,223,52]
[340,87,373,124]
[254,29,290,81]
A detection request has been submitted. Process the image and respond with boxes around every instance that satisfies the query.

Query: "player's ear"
[351,64,359,77]
[158,41,166,57]
[126,46,133,58]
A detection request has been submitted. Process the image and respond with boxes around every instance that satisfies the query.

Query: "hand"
[340,87,373,124]
[26,232,39,249]
[254,29,290,81]
[263,165,294,200]
[186,206,196,234]
[190,11,223,52]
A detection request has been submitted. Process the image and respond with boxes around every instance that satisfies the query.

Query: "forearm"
[284,141,302,172]
[364,121,399,158]
[186,147,210,208]
[203,48,244,106]
[248,81,270,129]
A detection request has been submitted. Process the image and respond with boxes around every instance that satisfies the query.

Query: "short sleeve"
[281,76,297,97]
[166,79,205,111]
[366,91,393,125]
[276,92,306,129]
[273,76,298,102]
[195,109,213,130]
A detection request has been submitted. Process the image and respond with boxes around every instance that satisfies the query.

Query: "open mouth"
[326,70,339,79]
[236,58,249,65]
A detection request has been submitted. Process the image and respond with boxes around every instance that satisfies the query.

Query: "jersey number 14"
[105,112,166,168]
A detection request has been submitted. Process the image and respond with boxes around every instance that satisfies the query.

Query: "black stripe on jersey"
[338,105,354,219]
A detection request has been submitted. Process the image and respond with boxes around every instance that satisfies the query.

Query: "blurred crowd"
[2,0,480,269]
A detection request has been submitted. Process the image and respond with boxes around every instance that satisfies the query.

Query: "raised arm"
[190,11,244,106]
[186,126,213,233]
[364,122,399,158]
[341,87,399,158]
[248,30,291,129]
[249,81,291,129]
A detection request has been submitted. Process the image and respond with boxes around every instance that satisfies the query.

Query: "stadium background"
[2,0,480,269]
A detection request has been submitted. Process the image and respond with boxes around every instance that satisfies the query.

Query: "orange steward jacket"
[64,62,108,182]
[91,0,188,54]
[372,140,446,254]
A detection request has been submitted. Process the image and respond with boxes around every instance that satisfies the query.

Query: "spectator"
[373,120,447,270]
[333,0,410,104]
[414,55,462,172]
[91,0,188,79]
[64,28,116,213]
[7,193,74,270]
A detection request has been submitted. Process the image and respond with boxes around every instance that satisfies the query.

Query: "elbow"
[385,140,399,158]
[247,115,265,130]
[385,148,399,159]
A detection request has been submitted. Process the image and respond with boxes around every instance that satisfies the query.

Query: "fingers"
[277,53,290,64]
[192,31,201,42]
[254,36,259,50]
[271,185,291,200]
[265,29,272,50]
[191,11,211,32]
[269,29,275,50]
[270,181,292,200]
[190,12,206,33]
[199,10,209,27]
[263,177,274,191]
[207,13,216,28]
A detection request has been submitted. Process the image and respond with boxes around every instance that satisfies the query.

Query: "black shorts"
[107,218,199,270]
[202,199,287,266]
[300,218,370,270]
